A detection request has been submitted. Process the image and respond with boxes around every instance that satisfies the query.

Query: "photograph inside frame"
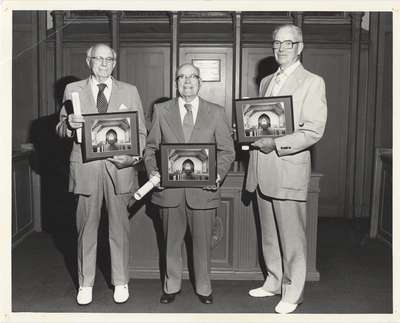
[167,147,210,182]
[81,111,139,162]
[235,96,294,143]
[91,117,132,153]
[243,100,287,137]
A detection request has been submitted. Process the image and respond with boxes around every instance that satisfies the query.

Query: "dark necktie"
[182,103,194,142]
[97,83,108,113]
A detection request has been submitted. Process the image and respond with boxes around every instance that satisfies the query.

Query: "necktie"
[182,103,194,142]
[97,83,108,113]
[266,71,283,97]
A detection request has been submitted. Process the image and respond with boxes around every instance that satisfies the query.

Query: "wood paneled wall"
[12,12,39,149]
[11,11,393,229]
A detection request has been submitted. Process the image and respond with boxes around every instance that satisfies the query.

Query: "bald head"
[176,63,201,102]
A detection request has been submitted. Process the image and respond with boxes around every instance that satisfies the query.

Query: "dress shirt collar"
[276,60,301,78]
[178,96,199,124]
[90,76,113,102]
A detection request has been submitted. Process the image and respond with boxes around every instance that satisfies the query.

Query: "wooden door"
[179,46,233,125]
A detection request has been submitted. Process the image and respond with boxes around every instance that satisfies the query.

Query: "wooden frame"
[234,96,294,144]
[160,143,217,188]
[81,111,140,162]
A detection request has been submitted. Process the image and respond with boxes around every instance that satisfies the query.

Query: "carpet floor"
[12,218,392,314]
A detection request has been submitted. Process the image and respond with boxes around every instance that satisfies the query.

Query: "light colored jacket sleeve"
[275,75,327,156]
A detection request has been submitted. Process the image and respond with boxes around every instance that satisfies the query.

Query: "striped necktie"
[97,83,108,113]
[182,103,194,142]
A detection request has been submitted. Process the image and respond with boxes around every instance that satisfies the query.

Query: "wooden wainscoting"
[12,151,36,247]
[128,171,322,281]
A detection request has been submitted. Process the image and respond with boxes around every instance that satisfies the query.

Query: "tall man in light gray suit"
[246,24,327,314]
[56,44,146,305]
[144,63,235,305]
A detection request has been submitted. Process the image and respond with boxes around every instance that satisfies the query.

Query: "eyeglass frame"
[272,40,302,50]
[89,56,116,64]
[176,74,201,82]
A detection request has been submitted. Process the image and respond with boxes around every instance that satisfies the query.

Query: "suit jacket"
[246,64,327,201]
[144,97,235,209]
[56,78,147,196]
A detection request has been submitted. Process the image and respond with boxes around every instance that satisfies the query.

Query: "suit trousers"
[161,191,214,296]
[256,187,307,304]
[76,161,131,287]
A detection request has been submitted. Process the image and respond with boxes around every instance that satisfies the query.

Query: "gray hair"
[86,43,117,59]
[272,24,303,42]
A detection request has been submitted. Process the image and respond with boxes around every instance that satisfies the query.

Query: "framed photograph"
[234,96,294,144]
[81,111,140,162]
[160,143,217,188]
[192,59,221,82]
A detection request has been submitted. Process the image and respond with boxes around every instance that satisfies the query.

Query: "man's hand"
[203,174,221,191]
[67,114,85,129]
[107,155,142,169]
[251,137,276,154]
[150,170,164,190]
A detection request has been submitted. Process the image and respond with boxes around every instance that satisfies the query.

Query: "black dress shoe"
[198,294,213,304]
[160,291,180,304]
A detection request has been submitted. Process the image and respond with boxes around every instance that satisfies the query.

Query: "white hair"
[272,24,303,42]
[86,43,117,59]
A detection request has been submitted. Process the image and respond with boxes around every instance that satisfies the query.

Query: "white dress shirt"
[90,76,113,103]
[178,96,199,125]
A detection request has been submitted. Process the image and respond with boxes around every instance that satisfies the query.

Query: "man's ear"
[297,42,304,56]
[86,57,91,69]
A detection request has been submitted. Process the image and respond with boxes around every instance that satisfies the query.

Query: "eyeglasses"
[176,74,200,81]
[89,56,115,64]
[272,40,301,50]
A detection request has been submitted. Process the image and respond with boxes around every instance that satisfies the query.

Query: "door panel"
[179,47,233,125]
[303,48,351,218]
[120,46,170,128]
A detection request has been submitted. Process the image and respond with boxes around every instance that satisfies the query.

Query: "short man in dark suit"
[56,43,146,305]
[144,63,235,304]
[246,24,327,314]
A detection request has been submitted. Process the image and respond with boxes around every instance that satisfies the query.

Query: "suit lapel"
[80,78,97,114]
[278,64,305,96]
[262,75,274,97]
[165,99,185,142]
[278,65,306,124]
[190,97,210,142]
[107,79,123,112]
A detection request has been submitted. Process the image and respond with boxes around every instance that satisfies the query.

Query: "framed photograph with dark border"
[81,111,140,162]
[160,143,217,188]
[234,96,294,144]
